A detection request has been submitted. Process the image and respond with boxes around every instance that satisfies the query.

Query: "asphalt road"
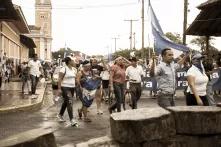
[0,85,202,146]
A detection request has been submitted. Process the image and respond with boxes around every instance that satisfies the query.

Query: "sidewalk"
[0,79,47,114]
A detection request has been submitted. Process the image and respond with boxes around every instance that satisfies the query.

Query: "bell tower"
[34,0,52,60]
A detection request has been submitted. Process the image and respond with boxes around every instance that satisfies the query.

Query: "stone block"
[75,136,119,147]
[167,106,221,135]
[110,108,176,143]
[143,138,176,147]
[174,135,221,147]
[0,128,57,147]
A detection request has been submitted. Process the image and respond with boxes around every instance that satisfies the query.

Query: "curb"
[0,83,48,114]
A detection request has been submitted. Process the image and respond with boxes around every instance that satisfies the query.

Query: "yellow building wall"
[1,22,20,60]
[0,22,30,74]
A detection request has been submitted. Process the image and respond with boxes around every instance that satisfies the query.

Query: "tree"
[112,49,131,59]
[52,47,73,59]
[112,47,153,62]
[165,32,182,44]
[190,36,215,52]
[190,36,221,71]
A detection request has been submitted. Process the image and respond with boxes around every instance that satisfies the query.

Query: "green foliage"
[112,47,153,61]
[52,47,73,59]
[190,36,221,68]
[112,49,131,59]
[165,32,182,44]
[190,36,214,52]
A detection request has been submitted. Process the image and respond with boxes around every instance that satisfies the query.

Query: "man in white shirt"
[28,54,43,98]
[126,57,144,109]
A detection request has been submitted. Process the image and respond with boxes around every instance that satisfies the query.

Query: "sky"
[12,0,221,55]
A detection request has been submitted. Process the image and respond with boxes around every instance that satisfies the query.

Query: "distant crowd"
[3,48,221,127]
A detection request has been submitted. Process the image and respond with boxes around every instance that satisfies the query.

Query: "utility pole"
[124,19,138,50]
[112,37,119,52]
[133,32,136,49]
[183,0,188,45]
[141,0,145,59]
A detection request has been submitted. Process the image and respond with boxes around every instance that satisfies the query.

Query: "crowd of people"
[150,48,221,108]
[13,48,221,127]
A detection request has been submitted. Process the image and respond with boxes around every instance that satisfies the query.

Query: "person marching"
[21,61,30,94]
[125,57,144,109]
[57,56,78,127]
[28,54,43,99]
[109,57,126,113]
[186,52,209,106]
[76,60,101,122]
[150,48,187,108]
[90,58,107,115]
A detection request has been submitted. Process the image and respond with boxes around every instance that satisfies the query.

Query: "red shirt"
[111,64,126,84]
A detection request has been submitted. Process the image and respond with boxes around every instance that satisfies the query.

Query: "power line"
[20,2,138,10]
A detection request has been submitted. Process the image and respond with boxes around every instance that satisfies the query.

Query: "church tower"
[32,0,52,60]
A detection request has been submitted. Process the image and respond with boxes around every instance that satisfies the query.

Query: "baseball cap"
[192,53,204,60]
[129,57,138,62]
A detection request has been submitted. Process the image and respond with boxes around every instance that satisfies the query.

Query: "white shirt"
[60,66,77,88]
[126,65,144,83]
[100,70,110,80]
[28,60,42,77]
[186,65,208,96]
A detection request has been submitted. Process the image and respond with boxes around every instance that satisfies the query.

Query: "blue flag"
[149,1,189,54]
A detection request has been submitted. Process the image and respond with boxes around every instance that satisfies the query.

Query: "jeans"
[207,81,216,106]
[59,87,75,120]
[30,75,39,94]
[110,82,125,112]
[22,78,30,93]
[130,83,142,109]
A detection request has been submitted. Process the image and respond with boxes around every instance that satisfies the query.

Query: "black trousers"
[30,75,39,94]
[59,87,75,121]
[186,93,209,106]
[129,83,142,109]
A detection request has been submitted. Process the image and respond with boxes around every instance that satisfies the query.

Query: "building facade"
[27,0,52,61]
[0,4,36,75]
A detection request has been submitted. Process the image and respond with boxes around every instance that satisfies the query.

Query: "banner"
[143,67,221,91]
[143,68,188,90]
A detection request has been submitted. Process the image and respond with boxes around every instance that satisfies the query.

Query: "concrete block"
[0,127,57,147]
[110,108,176,143]
[167,106,221,135]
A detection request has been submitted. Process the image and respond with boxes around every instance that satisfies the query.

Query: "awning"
[0,0,19,21]
[186,0,221,36]
[20,35,36,49]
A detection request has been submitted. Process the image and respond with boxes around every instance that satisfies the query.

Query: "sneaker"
[57,114,65,122]
[97,110,103,115]
[31,95,37,99]
[70,119,78,127]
